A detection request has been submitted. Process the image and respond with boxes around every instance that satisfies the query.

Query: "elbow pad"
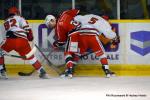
[103,30,116,39]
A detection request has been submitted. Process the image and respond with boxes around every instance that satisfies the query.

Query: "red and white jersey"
[55,9,80,44]
[3,15,31,39]
[74,14,116,39]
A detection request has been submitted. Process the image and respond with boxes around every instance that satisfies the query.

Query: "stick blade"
[18,70,35,76]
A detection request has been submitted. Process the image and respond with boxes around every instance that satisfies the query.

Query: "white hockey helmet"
[45,15,56,28]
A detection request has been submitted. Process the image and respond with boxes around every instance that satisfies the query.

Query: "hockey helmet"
[102,15,109,21]
[45,15,56,28]
[8,7,20,15]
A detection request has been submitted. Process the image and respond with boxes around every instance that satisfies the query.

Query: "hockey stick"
[3,53,26,59]
[79,51,93,58]
[18,47,58,76]
[18,47,93,76]
[3,46,36,59]
[18,69,35,76]
[55,50,94,69]
[16,46,38,76]
[35,44,64,75]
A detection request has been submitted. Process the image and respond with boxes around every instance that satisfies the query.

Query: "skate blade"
[111,74,116,77]
[106,74,111,78]
[39,74,50,79]
[106,74,116,78]
[60,74,73,79]
[0,76,8,80]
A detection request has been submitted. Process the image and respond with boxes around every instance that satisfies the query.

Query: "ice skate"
[0,70,8,79]
[102,66,116,78]
[39,73,49,79]
[39,68,49,79]
[60,68,73,78]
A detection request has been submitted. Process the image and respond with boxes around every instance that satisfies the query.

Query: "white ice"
[0,76,150,100]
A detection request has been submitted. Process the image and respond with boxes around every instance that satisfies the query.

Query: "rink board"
[6,64,150,76]
[1,20,150,76]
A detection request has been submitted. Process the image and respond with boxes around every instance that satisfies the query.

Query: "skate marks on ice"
[0,77,150,100]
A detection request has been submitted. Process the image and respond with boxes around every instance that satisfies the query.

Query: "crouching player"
[72,14,119,78]
[45,9,119,78]
[0,7,48,79]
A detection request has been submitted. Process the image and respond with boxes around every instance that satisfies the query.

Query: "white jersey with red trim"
[3,15,31,38]
[74,14,116,39]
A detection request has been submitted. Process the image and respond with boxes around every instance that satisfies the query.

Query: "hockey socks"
[29,57,48,79]
[100,58,115,78]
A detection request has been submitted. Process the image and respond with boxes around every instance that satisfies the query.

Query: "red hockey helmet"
[8,7,20,15]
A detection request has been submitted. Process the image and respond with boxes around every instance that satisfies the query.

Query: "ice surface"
[0,76,150,100]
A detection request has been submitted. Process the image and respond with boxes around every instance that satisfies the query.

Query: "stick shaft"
[4,53,26,58]
[35,44,62,75]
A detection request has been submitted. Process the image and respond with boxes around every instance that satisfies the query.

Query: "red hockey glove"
[53,41,60,48]
[53,41,65,48]
[27,29,34,41]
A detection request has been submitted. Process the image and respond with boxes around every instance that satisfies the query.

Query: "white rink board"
[125,23,150,64]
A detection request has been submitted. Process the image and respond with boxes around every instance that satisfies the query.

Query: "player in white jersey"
[0,49,7,79]
[71,14,119,77]
[74,14,116,39]
[66,14,119,77]
[0,7,48,79]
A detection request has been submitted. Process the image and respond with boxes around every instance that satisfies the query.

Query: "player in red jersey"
[0,7,48,79]
[45,9,119,78]
[45,9,80,78]
[45,9,80,46]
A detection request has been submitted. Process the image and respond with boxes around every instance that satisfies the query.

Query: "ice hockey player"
[0,7,48,79]
[45,9,80,78]
[73,14,119,77]
[0,49,7,79]
[45,9,119,78]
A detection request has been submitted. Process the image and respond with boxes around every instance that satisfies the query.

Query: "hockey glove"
[111,36,120,45]
[27,29,34,41]
[53,41,65,48]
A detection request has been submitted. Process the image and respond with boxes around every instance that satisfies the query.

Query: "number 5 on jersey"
[88,17,98,24]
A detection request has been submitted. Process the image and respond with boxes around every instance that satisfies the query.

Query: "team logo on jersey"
[130,31,150,56]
